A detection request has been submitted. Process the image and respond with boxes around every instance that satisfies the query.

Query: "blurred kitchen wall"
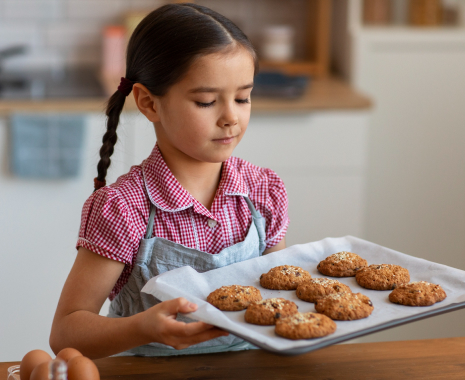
[332,0,465,343]
[0,0,167,71]
[0,0,313,71]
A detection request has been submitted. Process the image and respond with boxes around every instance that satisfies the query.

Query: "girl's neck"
[157,144,222,211]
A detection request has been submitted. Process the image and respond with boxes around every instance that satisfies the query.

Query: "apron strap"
[145,203,157,239]
[244,196,261,217]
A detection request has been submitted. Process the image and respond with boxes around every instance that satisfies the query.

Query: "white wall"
[349,26,465,343]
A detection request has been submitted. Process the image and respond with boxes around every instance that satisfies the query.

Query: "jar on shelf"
[409,0,442,26]
[101,25,127,78]
[260,25,295,63]
[363,0,392,25]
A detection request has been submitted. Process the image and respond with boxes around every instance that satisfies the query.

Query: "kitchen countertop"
[0,76,371,114]
[2,337,464,379]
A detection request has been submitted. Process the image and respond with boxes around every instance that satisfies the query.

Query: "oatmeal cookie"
[317,251,368,277]
[244,298,298,325]
[296,278,352,303]
[314,292,374,320]
[355,264,410,290]
[275,312,337,340]
[260,265,311,290]
[207,285,262,311]
[389,281,447,306]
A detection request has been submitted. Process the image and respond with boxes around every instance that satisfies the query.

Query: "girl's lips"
[213,136,235,144]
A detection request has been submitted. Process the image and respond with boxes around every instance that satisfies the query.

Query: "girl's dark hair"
[95,3,258,190]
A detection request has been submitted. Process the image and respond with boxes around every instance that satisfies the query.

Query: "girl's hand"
[137,297,229,350]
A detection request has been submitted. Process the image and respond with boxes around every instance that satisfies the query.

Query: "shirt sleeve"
[76,187,139,265]
[252,168,290,248]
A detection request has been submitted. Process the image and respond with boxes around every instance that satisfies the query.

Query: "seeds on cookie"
[296,278,352,303]
[355,264,410,290]
[314,292,374,320]
[207,285,262,311]
[244,298,298,325]
[388,281,447,306]
[260,265,311,290]
[275,312,337,340]
[317,251,368,277]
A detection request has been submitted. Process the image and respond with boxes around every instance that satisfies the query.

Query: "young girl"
[50,3,289,359]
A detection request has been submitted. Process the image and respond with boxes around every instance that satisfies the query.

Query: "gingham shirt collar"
[142,144,249,217]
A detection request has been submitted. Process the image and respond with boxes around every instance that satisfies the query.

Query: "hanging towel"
[9,113,85,178]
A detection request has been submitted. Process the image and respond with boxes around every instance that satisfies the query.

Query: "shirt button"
[208,219,217,228]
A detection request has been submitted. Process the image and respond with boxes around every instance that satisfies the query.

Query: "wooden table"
[2,337,464,379]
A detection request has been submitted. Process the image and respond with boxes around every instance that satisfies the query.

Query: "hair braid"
[94,90,126,191]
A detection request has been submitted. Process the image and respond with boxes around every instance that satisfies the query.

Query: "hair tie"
[117,77,133,97]
[94,177,106,191]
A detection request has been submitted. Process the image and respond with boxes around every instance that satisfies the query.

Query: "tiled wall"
[0,0,309,72]
[0,0,167,71]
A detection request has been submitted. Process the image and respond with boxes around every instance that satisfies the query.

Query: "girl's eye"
[236,98,250,104]
[196,101,215,108]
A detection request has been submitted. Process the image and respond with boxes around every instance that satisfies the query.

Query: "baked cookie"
[275,312,337,340]
[260,265,311,290]
[244,298,298,325]
[389,281,447,306]
[355,264,410,290]
[314,292,374,320]
[296,278,352,303]
[317,251,368,277]
[207,285,262,311]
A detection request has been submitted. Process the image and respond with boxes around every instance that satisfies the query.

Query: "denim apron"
[108,196,267,356]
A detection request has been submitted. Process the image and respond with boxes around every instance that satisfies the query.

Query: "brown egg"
[56,347,82,363]
[20,350,52,380]
[68,356,100,380]
[30,361,50,380]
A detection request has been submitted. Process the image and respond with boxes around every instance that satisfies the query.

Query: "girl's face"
[153,47,255,164]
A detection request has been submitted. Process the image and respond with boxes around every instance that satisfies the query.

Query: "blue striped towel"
[10,113,85,178]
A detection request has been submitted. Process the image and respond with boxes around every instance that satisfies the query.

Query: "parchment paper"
[141,236,465,354]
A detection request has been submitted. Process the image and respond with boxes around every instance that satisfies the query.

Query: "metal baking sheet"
[141,236,465,355]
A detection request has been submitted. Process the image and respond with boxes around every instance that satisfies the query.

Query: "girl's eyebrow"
[188,83,254,93]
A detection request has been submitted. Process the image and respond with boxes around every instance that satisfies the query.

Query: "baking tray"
[141,236,465,355]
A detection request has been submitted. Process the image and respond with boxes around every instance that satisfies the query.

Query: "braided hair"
[94,3,258,191]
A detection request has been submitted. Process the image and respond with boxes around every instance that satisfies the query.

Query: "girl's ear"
[132,83,161,123]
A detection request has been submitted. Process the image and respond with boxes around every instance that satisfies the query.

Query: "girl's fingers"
[155,297,197,317]
[168,320,229,339]
[165,323,229,350]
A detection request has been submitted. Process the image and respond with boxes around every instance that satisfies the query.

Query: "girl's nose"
[217,104,238,127]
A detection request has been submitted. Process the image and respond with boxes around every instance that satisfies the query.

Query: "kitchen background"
[1,0,465,362]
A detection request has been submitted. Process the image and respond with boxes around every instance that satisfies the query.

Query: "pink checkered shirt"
[77,145,289,300]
